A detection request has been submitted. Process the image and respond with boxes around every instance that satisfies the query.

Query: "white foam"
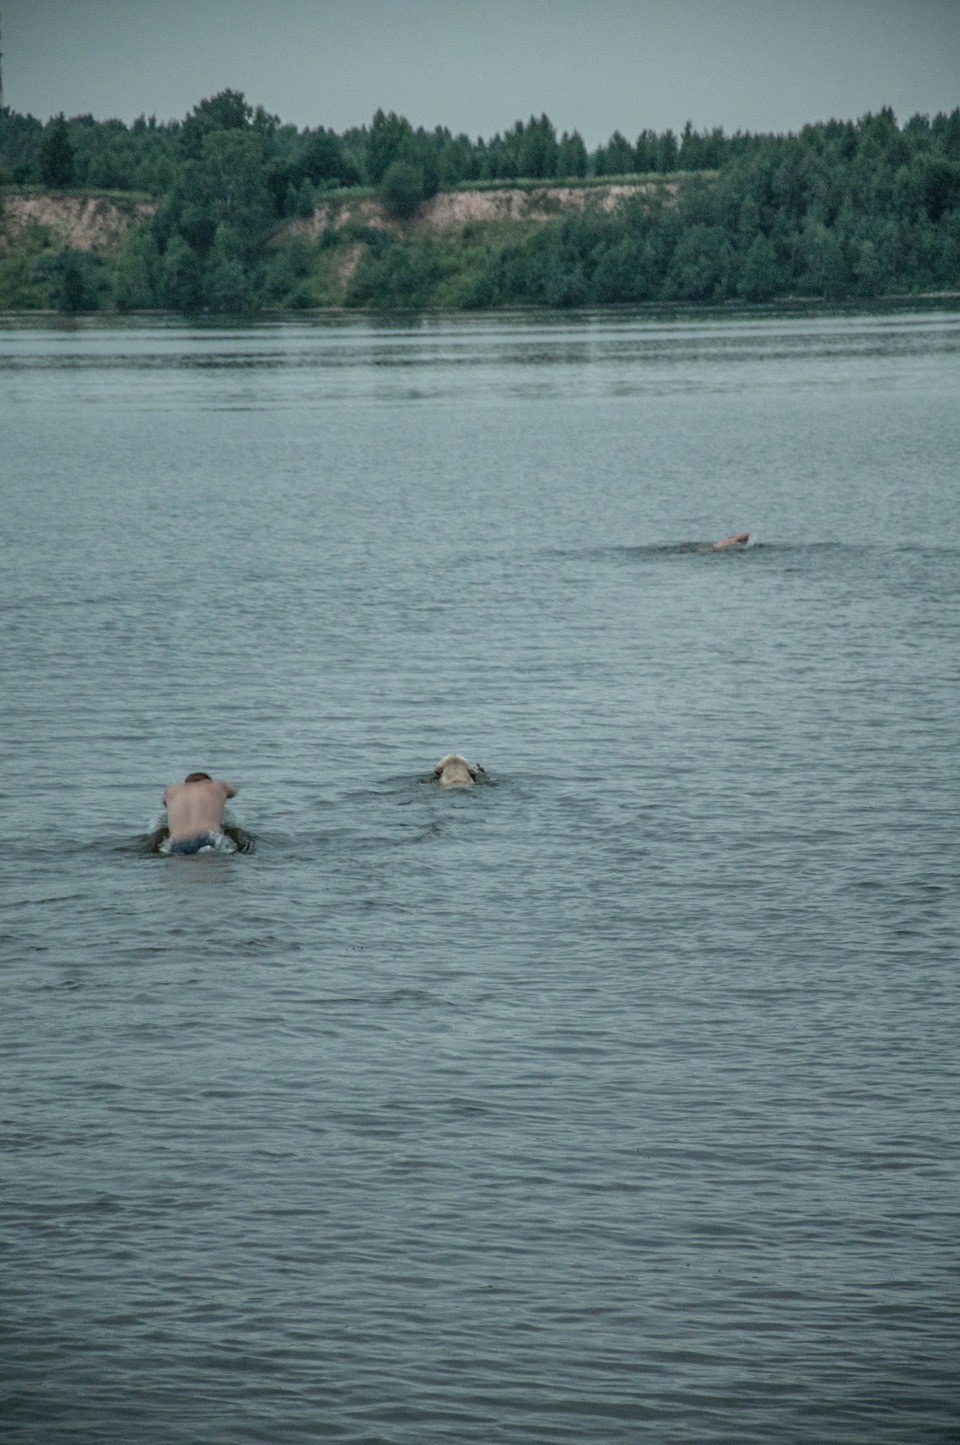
[158,831,237,856]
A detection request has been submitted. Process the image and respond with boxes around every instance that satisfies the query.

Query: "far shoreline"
[2,293,958,324]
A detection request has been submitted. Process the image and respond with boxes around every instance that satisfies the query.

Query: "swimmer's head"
[184,772,212,784]
[434,754,479,786]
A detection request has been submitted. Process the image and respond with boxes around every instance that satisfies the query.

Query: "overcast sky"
[2,0,958,146]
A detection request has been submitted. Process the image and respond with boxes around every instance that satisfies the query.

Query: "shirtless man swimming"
[162,772,237,854]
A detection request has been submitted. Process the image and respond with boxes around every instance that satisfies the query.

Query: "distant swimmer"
[711,532,750,550]
[434,754,483,788]
[162,772,237,854]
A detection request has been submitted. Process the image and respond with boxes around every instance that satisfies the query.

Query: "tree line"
[1,92,959,311]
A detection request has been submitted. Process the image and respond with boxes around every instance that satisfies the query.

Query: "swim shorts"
[166,831,223,856]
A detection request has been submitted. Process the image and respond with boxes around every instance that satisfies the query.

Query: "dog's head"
[434,753,479,786]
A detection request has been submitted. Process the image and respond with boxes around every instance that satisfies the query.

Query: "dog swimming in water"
[434,754,483,787]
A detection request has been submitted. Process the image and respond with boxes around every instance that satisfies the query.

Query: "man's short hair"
[184,771,212,784]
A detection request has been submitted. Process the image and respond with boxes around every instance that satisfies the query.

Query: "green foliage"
[737,233,779,301]
[38,115,75,187]
[180,90,254,158]
[56,251,95,310]
[633,130,659,174]
[657,130,679,173]
[3,96,960,311]
[112,228,161,309]
[25,246,110,311]
[189,129,275,250]
[345,236,452,309]
[259,248,300,306]
[292,178,316,218]
[591,237,655,303]
[595,131,635,177]
[365,110,414,185]
[517,115,559,179]
[204,224,255,312]
[158,231,203,310]
[917,157,960,221]
[557,131,588,179]
[0,244,52,308]
[378,160,425,220]
[302,128,359,187]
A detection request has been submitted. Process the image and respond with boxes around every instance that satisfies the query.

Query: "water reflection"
[3,308,959,395]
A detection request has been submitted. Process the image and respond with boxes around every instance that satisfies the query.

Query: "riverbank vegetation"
[1,93,958,311]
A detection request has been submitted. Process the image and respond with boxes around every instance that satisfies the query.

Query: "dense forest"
[1,91,959,311]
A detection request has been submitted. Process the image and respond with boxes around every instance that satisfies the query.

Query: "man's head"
[184,772,212,784]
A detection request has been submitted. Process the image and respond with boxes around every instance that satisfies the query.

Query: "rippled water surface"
[2,309,959,1443]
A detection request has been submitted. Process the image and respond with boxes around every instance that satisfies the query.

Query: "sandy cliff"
[0,181,670,255]
[0,192,156,252]
[290,180,670,239]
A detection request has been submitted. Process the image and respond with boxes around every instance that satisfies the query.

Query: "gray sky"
[2,0,958,146]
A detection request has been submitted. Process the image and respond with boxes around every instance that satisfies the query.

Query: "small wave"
[157,832,237,857]
[549,540,765,563]
[141,815,256,856]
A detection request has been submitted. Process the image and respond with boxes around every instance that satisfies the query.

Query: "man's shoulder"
[196,779,232,796]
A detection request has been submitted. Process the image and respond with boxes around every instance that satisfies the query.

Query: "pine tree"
[39,115,75,187]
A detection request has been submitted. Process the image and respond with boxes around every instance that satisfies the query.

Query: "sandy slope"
[0,192,156,252]
[0,180,671,255]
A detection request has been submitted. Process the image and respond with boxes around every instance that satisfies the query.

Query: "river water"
[2,308,959,1443]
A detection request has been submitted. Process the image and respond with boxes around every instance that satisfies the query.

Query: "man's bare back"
[163,772,236,845]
